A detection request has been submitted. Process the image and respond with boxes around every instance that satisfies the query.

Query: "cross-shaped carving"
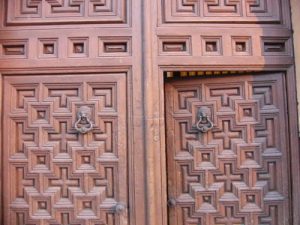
[252,86,272,105]
[177,89,198,109]
[17,89,36,108]
[93,121,113,153]
[180,122,197,151]
[49,167,80,198]
[259,205,278,225]
[181,165,201,193]
[210,88,240,107]
[255,118,275,148]
[213,120,241,149]
[16,122,35,153]
[214,163,243,192]
[91,0,106,7]
[48,122,78,153]
[206,0,239,13]
[48,88,78,108]
[94,178,108,187]
[47,0,84,13]
[257,162,276,191]
[16,167,35,198]
[182,207,202,225]
[215,206,244,224]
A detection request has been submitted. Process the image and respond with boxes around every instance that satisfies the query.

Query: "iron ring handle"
[74,116,93,134]
[195,106,214,133]
[195,116,214,133]
[74,106,94,134]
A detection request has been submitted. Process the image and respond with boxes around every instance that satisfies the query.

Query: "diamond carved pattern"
[3,74,128,225]
[7,0,127,25]
[163,0,282,23]
[166,74,290,225]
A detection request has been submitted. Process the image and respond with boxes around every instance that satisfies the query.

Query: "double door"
[0,0,299,224]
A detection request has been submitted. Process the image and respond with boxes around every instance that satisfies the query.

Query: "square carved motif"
[201,36,222,56]
[6,0,128,25]
[232,37,252,56]
[162,0,282,23]
[38,38,58,58]
[68,37,89,58]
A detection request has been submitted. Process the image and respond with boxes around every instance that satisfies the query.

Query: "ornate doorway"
[1,0,300,224]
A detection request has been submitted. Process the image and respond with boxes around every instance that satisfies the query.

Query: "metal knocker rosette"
[75,106,93,134]
[195,106,214,133]
[115,202,126,214]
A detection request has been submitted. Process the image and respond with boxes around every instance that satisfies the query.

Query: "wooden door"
[3,74,128,225]
[165,73,291,224]
[1,0,299,224]
[0,0,146,224]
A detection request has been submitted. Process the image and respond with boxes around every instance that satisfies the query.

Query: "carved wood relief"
[0,0,298,224]
[3,74,128,225]
[158,35,292,57]
[6,0,128,25]
[0,36,132,60]
[162,0,282,23]
[165,73,290,225]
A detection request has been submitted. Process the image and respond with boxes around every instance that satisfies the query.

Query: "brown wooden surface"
[0,0,146,224]
[0,0,300,224]
[165,73,291,224]
[3,74,128,225]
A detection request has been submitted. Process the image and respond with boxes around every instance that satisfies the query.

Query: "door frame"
[143,65,300,225]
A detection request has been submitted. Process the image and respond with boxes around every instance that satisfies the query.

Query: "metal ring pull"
[195,106,214,133]
[75,106,93,134]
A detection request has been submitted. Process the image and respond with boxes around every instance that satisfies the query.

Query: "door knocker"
[195,106,214,133]
[75,106,93,134]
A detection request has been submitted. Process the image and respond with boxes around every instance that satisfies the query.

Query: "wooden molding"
[291,0,300,133]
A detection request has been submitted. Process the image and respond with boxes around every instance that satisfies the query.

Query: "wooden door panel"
[6,0,128,25]
[165,73,290,225]
[3,74,128,225]
[162,0,282,23]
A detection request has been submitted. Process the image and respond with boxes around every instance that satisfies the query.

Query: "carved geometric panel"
[99,36,132,57]
[3,74,128,225]
[156,35,292,58]
[158,36,192,56]
[6,0,128,25]
[165,73,291,225]
[162,0,282,23]
[0,39,28,59]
